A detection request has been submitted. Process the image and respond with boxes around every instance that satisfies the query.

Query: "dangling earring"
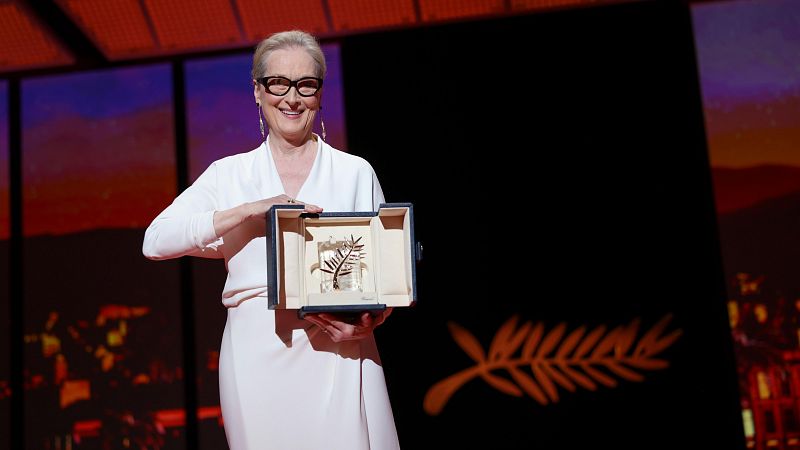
[319,106,326,141]
[257,103,265,141]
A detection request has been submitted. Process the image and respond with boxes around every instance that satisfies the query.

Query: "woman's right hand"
[213,194,322,237]
[244,194,323,219]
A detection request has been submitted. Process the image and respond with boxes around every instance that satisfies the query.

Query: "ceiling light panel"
[236,0,329,42]
[57,0,156,59]
[0,2,73,72]
[327,0,416,32]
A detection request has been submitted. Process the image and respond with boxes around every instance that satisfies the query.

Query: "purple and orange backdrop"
[693,0,800,445]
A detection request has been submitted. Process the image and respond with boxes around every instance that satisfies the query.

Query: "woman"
[143,30,399,450]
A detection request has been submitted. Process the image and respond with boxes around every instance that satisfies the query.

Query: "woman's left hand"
[304,308,392,342]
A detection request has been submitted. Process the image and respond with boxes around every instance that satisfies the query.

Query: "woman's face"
[254,47,321,144]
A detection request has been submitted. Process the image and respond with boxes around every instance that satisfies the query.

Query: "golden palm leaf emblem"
[424,314,682,415]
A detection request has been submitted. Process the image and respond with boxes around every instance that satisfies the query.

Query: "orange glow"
[0,2,73,73]
[145,0,242,51]
[94,346,114,372]
[711,166,800,215]
[705,101,800,169]
[754,304,768,324]
[73,419,102,437]
[107,329,124,347]
[96,305,150,326]
[728,301,739,328]
[511,0,604,12]
[132,374,150,385]
[328,0,416,32]
[237,0,329,40]
[45,311,59,331]
[197,406,222,420]
[22,104,176,237]
[29,374,45,389]
[55,354,68,385]
[207,350,219,371]
[418,0,504,22]
[60,379,91,409]
[57,0,156,59]
[155,408,186,428]
[425,314,681,415]
[41,333,61,358]
[737,273,764,296]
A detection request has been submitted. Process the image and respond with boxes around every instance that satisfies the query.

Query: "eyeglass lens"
[263,77,321,97]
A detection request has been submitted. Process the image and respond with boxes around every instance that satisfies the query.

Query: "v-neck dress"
[142,137,400,450]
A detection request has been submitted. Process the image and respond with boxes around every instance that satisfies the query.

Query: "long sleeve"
[142,162,223,260]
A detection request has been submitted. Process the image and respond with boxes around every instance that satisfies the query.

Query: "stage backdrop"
[340,2,745,449]
[20,64,183,449]
[8,43,347,450]
[693,0,800,447]
[4,1,780,448]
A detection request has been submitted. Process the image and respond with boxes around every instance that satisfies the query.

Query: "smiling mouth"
[281,109,303,117]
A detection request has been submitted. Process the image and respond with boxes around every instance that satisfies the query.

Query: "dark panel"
[190,258,228,450]
[342,2,744,449]
[0,79,10,450]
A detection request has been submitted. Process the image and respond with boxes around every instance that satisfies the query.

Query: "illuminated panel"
[0,80,8,450]
[22,65,185,448]
[328,0,416,32]
[0,2,73,73]
[22,65,176,237]
[511,0,602,11]
[418,0,505,22]
[145,0,243,51]
[57,0,157,59]
[236,0,329,41]
[185,54,259,182]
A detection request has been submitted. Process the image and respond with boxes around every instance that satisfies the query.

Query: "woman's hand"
[246,194,323,219]
[213,194,322,237]
[304,308,393,342]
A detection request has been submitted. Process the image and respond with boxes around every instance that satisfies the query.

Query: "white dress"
[142,137,400,450]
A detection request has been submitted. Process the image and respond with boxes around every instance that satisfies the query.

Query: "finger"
[318,313,342,325]
[304,315,332,334]
[303,315,324,327]
[315,313,374,341]
[359,312,374,328]
[301,202,323,213]
[375,308,393,327]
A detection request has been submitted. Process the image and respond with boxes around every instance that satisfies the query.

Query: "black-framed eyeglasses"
[256,76,323,97]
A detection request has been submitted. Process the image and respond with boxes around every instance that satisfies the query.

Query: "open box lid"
[266,203,418,311]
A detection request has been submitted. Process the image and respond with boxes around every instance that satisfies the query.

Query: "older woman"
[143,31,399,450]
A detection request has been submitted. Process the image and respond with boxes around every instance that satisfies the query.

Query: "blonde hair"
[251,30,327,80]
